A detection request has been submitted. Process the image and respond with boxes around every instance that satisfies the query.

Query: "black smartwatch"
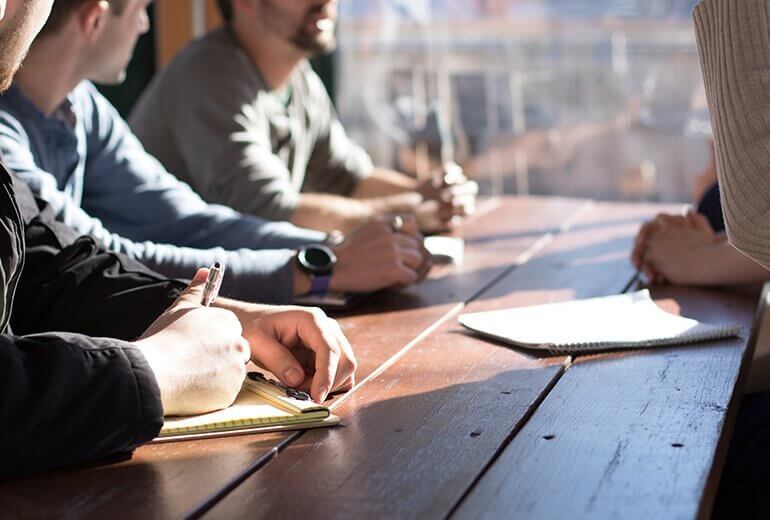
[297,244,337,294]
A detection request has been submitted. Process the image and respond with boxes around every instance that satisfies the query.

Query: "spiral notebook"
[154,372,339,442]
[459,290,742,355]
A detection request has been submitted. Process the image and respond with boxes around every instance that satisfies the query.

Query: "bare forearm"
[290,191,422,233]
[699,238,770,286]
[350,168,419,199]
[290,193,372,233]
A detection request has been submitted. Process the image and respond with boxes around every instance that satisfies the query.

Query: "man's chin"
[92,70,127,86]
[294,31,337,56]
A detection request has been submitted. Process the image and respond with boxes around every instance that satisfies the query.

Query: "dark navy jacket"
[0,165,184,478]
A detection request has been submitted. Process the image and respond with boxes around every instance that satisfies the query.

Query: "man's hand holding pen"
[137,261,358,416]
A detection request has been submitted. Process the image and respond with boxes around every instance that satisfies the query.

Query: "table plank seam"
[330,302,466,412]
[696,359,748,520]
[331,199,596,412]
[445,280,640,520]
[696,288,765,519]
[185,199,597,519]
[621,271,641,294]
[185,431,304,520]
[618,238,747,519]
[444,358,571,520]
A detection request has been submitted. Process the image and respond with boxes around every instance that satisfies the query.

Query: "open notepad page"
[156,372,339,441]
[458,290,742,354]
[424,236,464,265]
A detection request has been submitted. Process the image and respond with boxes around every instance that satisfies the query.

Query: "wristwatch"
[296,244,337,295]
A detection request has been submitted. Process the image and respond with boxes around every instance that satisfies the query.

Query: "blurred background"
[106,0,710,204]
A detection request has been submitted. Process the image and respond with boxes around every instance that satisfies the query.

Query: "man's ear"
[78,0,110,42]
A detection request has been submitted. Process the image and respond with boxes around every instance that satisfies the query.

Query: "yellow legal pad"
[154,371,340,442]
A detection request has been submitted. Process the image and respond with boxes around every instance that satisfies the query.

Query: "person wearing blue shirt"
[0,0,357,478]
[0,0,431,304]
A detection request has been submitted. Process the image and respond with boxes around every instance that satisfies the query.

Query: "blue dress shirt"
[0,81,325,303]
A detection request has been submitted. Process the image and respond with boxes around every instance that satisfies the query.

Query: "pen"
[201,261,225,307]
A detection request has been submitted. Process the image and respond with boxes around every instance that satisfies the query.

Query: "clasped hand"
[416,162,478,233]
[631,210,718,285]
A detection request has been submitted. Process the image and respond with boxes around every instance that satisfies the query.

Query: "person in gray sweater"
[130,0,478,235]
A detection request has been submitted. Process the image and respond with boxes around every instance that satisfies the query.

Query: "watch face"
[299,245,337,275]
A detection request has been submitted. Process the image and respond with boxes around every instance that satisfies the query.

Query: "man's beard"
[261,0,337,57]
[291,26,336,56]
[290,4,337,56]
[0,4,35,92]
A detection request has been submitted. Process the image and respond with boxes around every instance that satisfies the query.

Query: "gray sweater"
[130,27,373,222]
[694,0,770,270]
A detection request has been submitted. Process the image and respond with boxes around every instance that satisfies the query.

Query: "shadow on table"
[0,433,291,518]
[0,367,562,518]
[6,283,749,518]
[226,367,568,518]
[333,235,636,318]
[447,329,562,359]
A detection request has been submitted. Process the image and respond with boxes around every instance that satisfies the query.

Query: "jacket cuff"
[122,344,164,446]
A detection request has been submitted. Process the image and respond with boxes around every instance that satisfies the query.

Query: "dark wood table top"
[1,196,758,520]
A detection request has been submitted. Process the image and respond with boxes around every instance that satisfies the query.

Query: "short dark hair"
[40,0,128,36]
[216,0,233,23]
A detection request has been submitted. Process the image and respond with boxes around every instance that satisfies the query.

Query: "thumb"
[176,268,210,307]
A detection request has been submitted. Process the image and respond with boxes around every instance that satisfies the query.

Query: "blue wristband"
[309,274,332,295]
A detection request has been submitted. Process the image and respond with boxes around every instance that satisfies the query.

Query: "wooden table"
[1,196,759,520]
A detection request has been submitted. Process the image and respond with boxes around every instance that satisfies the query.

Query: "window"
[336,0,709,202]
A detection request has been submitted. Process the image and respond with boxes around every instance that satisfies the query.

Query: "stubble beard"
[291,27,336,56]
[0,3,35,92]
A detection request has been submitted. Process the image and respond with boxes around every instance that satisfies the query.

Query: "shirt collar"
[53,97,77,129]
[3,83,78,130]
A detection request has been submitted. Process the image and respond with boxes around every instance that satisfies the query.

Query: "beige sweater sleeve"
[694,0,770,270]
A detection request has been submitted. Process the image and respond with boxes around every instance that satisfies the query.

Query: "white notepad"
[424,236,464,265]
[458,290,742,354]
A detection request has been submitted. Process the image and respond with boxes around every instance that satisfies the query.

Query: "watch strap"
[309,274,332,295]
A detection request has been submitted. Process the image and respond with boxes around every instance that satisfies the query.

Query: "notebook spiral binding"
[546,322,743,356]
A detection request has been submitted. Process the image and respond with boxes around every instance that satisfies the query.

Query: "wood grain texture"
[0,433,288,519]
[0,197,583,519]
[453,286,758,520]
[331,196,588,379]
[205,202,669,520]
